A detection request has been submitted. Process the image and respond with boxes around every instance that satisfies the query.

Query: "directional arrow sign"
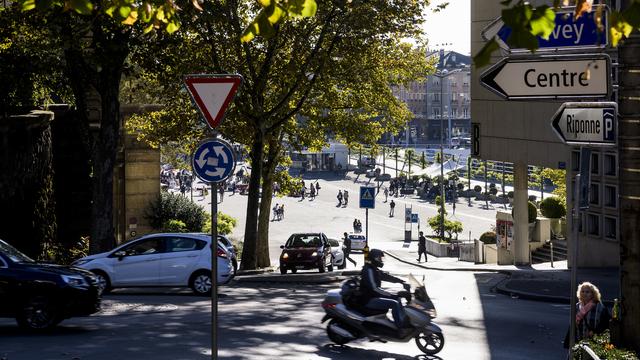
[184,75,242,129]
[551,102,617,146]
[480,54,610,100]
[482,6,608,52]
[192,138,236,183]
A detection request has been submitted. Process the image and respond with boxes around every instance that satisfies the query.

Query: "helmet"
[369,249,385,268]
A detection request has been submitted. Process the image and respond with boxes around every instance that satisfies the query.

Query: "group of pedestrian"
[272,203,285,221]
[352,218,362,233]
[337,190,349,207]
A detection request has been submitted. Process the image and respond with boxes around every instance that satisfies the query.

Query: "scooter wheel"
[415,331,444,355]
[327,320,351,345]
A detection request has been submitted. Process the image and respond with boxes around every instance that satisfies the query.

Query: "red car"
[279,233,333,274]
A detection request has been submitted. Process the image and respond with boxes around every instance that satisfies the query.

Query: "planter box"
[376,173,391,182]
[425,237,457,257]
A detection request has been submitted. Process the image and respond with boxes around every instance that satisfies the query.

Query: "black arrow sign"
[550,102,617,146]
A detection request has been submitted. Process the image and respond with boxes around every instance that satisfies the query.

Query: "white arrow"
[213,146,228,163]
[196,148,210,168]
[205,167,226,178]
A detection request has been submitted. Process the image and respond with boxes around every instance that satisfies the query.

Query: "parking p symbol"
[603,109,615,142]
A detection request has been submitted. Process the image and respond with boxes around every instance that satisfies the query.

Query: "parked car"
[0,239,101,330]
[72,233,233,295]
[279,233,333,274]
[347,233,367,251]
[217,234,238,274]
[327,238,345,269]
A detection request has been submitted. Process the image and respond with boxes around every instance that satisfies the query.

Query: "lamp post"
[432,68,460,242]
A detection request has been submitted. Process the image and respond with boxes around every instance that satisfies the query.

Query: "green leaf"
[472,38,499,68]
[530,6,555,39]
[240,22,258,42]
[166,21,179,33]
[266,3,285,24]
[609,10,633,46]
[105,5,117,16]
[143,23,154,34]
[286,0,317,18]
[69,0,94,15]
[20,0,36,11]
[119,5,132,19]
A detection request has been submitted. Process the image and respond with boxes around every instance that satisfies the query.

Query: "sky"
[423,0,471,56]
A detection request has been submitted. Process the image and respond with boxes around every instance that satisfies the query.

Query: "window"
[604,216,617,240]
[433,93,440,102]
[572,151,580,171]
[604,154,616,176]
[122,239,163,256]
[589,183,600,206]
[328,239,340,247]
[463,108,469,117]
[591,153,600,175]
[604,185,617,208]
[166,238,199,252]
[587,214,600,236]
[433,108,440,118]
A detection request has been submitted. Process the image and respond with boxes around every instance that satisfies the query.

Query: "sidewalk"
[383,240,620,306]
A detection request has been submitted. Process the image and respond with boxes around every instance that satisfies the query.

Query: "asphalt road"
[0,257,570,360]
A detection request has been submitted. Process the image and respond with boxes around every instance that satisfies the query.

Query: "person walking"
[564,282,611,348]
[389,199,395,217]
[337,190,343,206]
[310,184,316,200]
[417,231,427,262]
[272,203,279,221]
[279,204,285,220]
[315,181,321,195]
[343,190,349,206]
[342,232,357,267]
[218,183,225,203]
[384,187,389,202]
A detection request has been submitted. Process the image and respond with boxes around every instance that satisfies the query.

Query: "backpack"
[340,276,362,308]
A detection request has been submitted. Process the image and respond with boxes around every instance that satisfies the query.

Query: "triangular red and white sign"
[184,74,242,129]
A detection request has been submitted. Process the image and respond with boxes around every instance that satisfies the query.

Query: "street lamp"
[432,68,461,242]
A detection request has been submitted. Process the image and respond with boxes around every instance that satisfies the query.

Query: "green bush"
[473,185,482,193]
[574,331,639,360]
[146,192,207,232]
[479,231,496,244]
[540,196,566,219]
[163,219,187,232]
[489,187,498,196]
[203,212,238,235]
[507,191,514,198]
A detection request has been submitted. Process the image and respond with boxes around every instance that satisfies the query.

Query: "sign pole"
[211,182,219,359]
[365,208,369,261]
[569,171,580,356]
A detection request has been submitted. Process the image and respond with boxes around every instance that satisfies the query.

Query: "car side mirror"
[114,250,126,260]
[280,245,285,249]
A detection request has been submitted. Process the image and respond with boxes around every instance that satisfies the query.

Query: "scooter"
[321,274,444,355]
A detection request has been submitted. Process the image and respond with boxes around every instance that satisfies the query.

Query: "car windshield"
[0,239,35,263]
[286,234,322,248]
[328,239,339,247]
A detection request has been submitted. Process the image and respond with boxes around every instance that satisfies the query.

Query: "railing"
[573,343,601,360]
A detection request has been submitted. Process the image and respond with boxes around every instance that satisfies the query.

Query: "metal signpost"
[482,6,609,52]
[551,102,617,146]
[184,74,242,360]
[359,186,375,258]
[480,54,611,100]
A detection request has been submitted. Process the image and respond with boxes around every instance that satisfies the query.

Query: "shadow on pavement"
[317,343,443,360]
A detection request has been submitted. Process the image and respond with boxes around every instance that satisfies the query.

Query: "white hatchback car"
[72,233,233,295]
[347,233,367,251]
[327,239,345,269]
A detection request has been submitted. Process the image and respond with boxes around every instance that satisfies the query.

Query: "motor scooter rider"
[360,249,411,330]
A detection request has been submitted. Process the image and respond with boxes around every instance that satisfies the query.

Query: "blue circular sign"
[191,138,236,183]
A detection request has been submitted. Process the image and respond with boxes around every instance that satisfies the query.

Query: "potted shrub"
[473,185,482,193]
[540,196,566,236]
[479,231,496,245]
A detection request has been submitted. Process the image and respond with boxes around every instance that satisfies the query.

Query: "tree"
[420,151,427,169]
[126,0,432,270]
[405,148,415,175]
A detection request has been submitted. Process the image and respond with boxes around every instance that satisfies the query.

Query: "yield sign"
[184,74,242,129]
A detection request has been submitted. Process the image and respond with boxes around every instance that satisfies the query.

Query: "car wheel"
[232,259,238,276]
[290,268,297,274]
[327,257,334,272]
[189,271,212,295]
[280,266,287,275]
[318,258,326,273]
[16,295,61,330]
[339,261,346,270]
[91,270,112,295]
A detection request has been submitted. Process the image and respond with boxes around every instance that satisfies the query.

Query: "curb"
[233,270,356,284]
[383,250,512,275]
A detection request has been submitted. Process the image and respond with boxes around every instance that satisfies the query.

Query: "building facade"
[390,50,472,147]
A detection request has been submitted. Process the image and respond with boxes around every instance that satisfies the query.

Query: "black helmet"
[369,249,385,268]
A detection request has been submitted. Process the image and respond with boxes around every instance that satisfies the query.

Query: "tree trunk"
[240,130,264,270]
[256,139,280,268]
[617,19,640,352]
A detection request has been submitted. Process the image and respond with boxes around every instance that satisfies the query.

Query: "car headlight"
[61,274,90,290]
[311,251,318,257]
[282,252,289,259]
[72,259,93,266]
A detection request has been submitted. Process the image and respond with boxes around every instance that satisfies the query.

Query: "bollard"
[550,241,554,268]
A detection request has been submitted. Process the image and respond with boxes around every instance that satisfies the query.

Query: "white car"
[348,234,367,251]
[327,239,345,269]
[72,233,233,295]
